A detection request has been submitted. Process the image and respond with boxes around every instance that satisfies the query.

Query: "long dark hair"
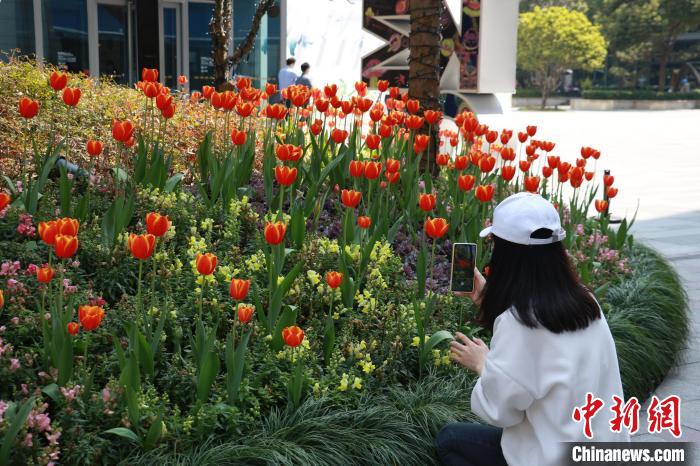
[478,232,600,333]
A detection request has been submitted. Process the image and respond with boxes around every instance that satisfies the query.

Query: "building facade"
[0,0,283,90]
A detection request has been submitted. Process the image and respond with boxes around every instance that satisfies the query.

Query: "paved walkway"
[478,110,700,463]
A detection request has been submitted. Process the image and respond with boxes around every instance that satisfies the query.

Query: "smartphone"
[451,243,477,293]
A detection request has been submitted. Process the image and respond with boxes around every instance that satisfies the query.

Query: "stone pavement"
[477,110,700,463]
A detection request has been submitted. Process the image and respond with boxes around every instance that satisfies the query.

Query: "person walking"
[435,193,629,466]
[295,63,312,88]
[278,57,298,91]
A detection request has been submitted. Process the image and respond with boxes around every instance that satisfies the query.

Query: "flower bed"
[0,61,688,465]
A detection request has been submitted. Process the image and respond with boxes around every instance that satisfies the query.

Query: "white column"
[32,0,44,63]
[87,0,99,77]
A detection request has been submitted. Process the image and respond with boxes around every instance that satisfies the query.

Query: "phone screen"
[451,243,476,293]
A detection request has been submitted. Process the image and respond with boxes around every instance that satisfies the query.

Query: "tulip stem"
[137,260,144,323]
[278,185,285,219]
[84,332,90,363]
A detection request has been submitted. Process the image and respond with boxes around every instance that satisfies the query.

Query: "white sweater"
[471,308,630,466]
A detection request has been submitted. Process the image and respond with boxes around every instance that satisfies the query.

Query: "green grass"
[606,244,689,400]
[123,243,688,465]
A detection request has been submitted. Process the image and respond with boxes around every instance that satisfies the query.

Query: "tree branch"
[228,0,276,68]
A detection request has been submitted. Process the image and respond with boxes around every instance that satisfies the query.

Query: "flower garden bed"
[0,60,689,465]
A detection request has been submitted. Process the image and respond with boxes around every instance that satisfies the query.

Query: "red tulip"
[349,160,366,178]
[357,216,372,229]
[454,156,469,170]
[607,187,618,198]
[501,147,515,161]
[524,176,540,193]
[112,119,135,143]
[230,129,247,146]
[265,82,277,96]
[355,81,368,96]
[377,80,389,92]
[264,221,287,245]
[146,212,171,237]
[325,271,344,289]
[196,253,217,275]
[424,217,449,239]
[282,325,305,347]
[501,165,516,181]
[161,103,176,119]
[237,305,254,324]
[604,175,615,186]
[500,130,513,144]
[156,93,173,110]
[581,146,595,159]
[475,184,494,203]
[38,221,58,245]
[526,125,537,136]
[37,266,55,284]
[517,131,528,143]
[236,102,254,117]
[458,174,476,192]
[519,160,531,172]
[385,171,400,184]
[595,199,608,213]
[424,110,442,125]
[436,153,450,166]
[364,161,382,180]
[275,166,298,186]
[142,82,160,98]
[86,140,103,157]
[331,129,348,144]
[418,193,436,212]
[0,192,10,211]
[365,134,381,150]
[178,75,188,85]
[485,130,498,144]
[229,278,251,301]
[405,115,424,130]
[202,85,215,100]
[406,99,420,114]
[49,71,68,91]
[479,156,496,173]
[385,159,400,174]
[378,124,392,138]
[67,322,80,335]
[413,134,429,153]
[341,189,362,208]
[369,106,384,122]
[141,67,159,82]
[61,87,81,106]
[128,233,155,260]
[54,234,79,259]
[542,166,553,178]
[79,305,105,331]
[18,97,39,119]
[56,217,79,237]
[324,84,338,98]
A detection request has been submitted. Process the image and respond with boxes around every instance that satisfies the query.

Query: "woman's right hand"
[454,268,486,306]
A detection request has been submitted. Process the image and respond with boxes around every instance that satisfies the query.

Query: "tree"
[653,0,700,91]
[518,6,607,108]
[520,0,589,13]
[408,0,442,174]
[209,0,277,90]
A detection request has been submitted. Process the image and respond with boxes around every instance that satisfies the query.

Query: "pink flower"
[10,317,19,325]
[9,358,20,371]
[23,433,33,447]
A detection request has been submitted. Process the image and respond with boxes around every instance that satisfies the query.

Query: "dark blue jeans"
[435,423,508,466]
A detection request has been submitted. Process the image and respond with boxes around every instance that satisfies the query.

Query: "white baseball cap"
[479,192,566,245]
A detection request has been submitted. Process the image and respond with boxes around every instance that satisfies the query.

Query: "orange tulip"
[56,217,79,237]
[501,147,516,161]
[196,253,218,276]
[141,67,159,82]
[145,212,171,237]
[276,144,302,163]
[365,134,381,150]
[454,155,469,170]
[112,119,135,143]
[229,278,251,301]
[604,175,615,187]
[479,156,496,173]
[156,93,173,110]
[128,233,155,260]
[595,199,608,213]
[418,193,436,212]
[324,84,338,98]
[237,304,254,324]
[275,166,298,186]
[425,217,449,240]
[406,99,420,114]
[364,161,382,180]
[475,184,495,203]
[49,71,68,91]
[202,85,215,100]
[424,110,442,125]
[230,129,247,146]
[357,216,372,229]
[0,192,10,211]
[142,82,160,98]
[349,160,366,178]
[385,171,400,184]
[54,234,79,259]
[161,103,176,119]
[282,325,305,347]
[37,266,55,284]
[18,97,39,119]
[38,221,58,246]
[377,79,389,92]
[385,158,400,173]
[79,305,105,331]
[264,221,287,245]
[341,189,362,209]
[67,322,80,335]
[524,176,540,193]
[265,82,278,96]
[86,140,103,157]
[325,271,344,289]
[62,87,81,106]
[436,153,450,166]
[236,102,254,117]
[607,187,618,198]
[0,289,3,308]
[178,75,188,85]
[405,115,424,130]
[458,174,476,192]
[500,165,516,181]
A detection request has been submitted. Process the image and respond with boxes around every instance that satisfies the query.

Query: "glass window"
[188,1,214,90]
[0,0,36,57]
[266,5,281,84]
[98,3,129,84]
[43,0,89,74]
[163,6,178,88]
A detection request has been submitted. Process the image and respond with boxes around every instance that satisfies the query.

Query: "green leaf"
[196,352,220,403]
[269,262,303,328]
[0,397,36,466]
[323,314,336,366]
[138,330,154,378]
[165,173,184,193]
[143,416,163,450]
[272,305,299,351]
[41,383,60,403]
[103,427,140,443]
[423,330,454,354]
[416,245,427,299]
[226,328,252,405]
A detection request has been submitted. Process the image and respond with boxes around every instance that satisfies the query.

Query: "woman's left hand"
[449,332,489,375]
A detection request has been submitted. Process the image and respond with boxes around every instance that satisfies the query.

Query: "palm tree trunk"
[409,0,442,176]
